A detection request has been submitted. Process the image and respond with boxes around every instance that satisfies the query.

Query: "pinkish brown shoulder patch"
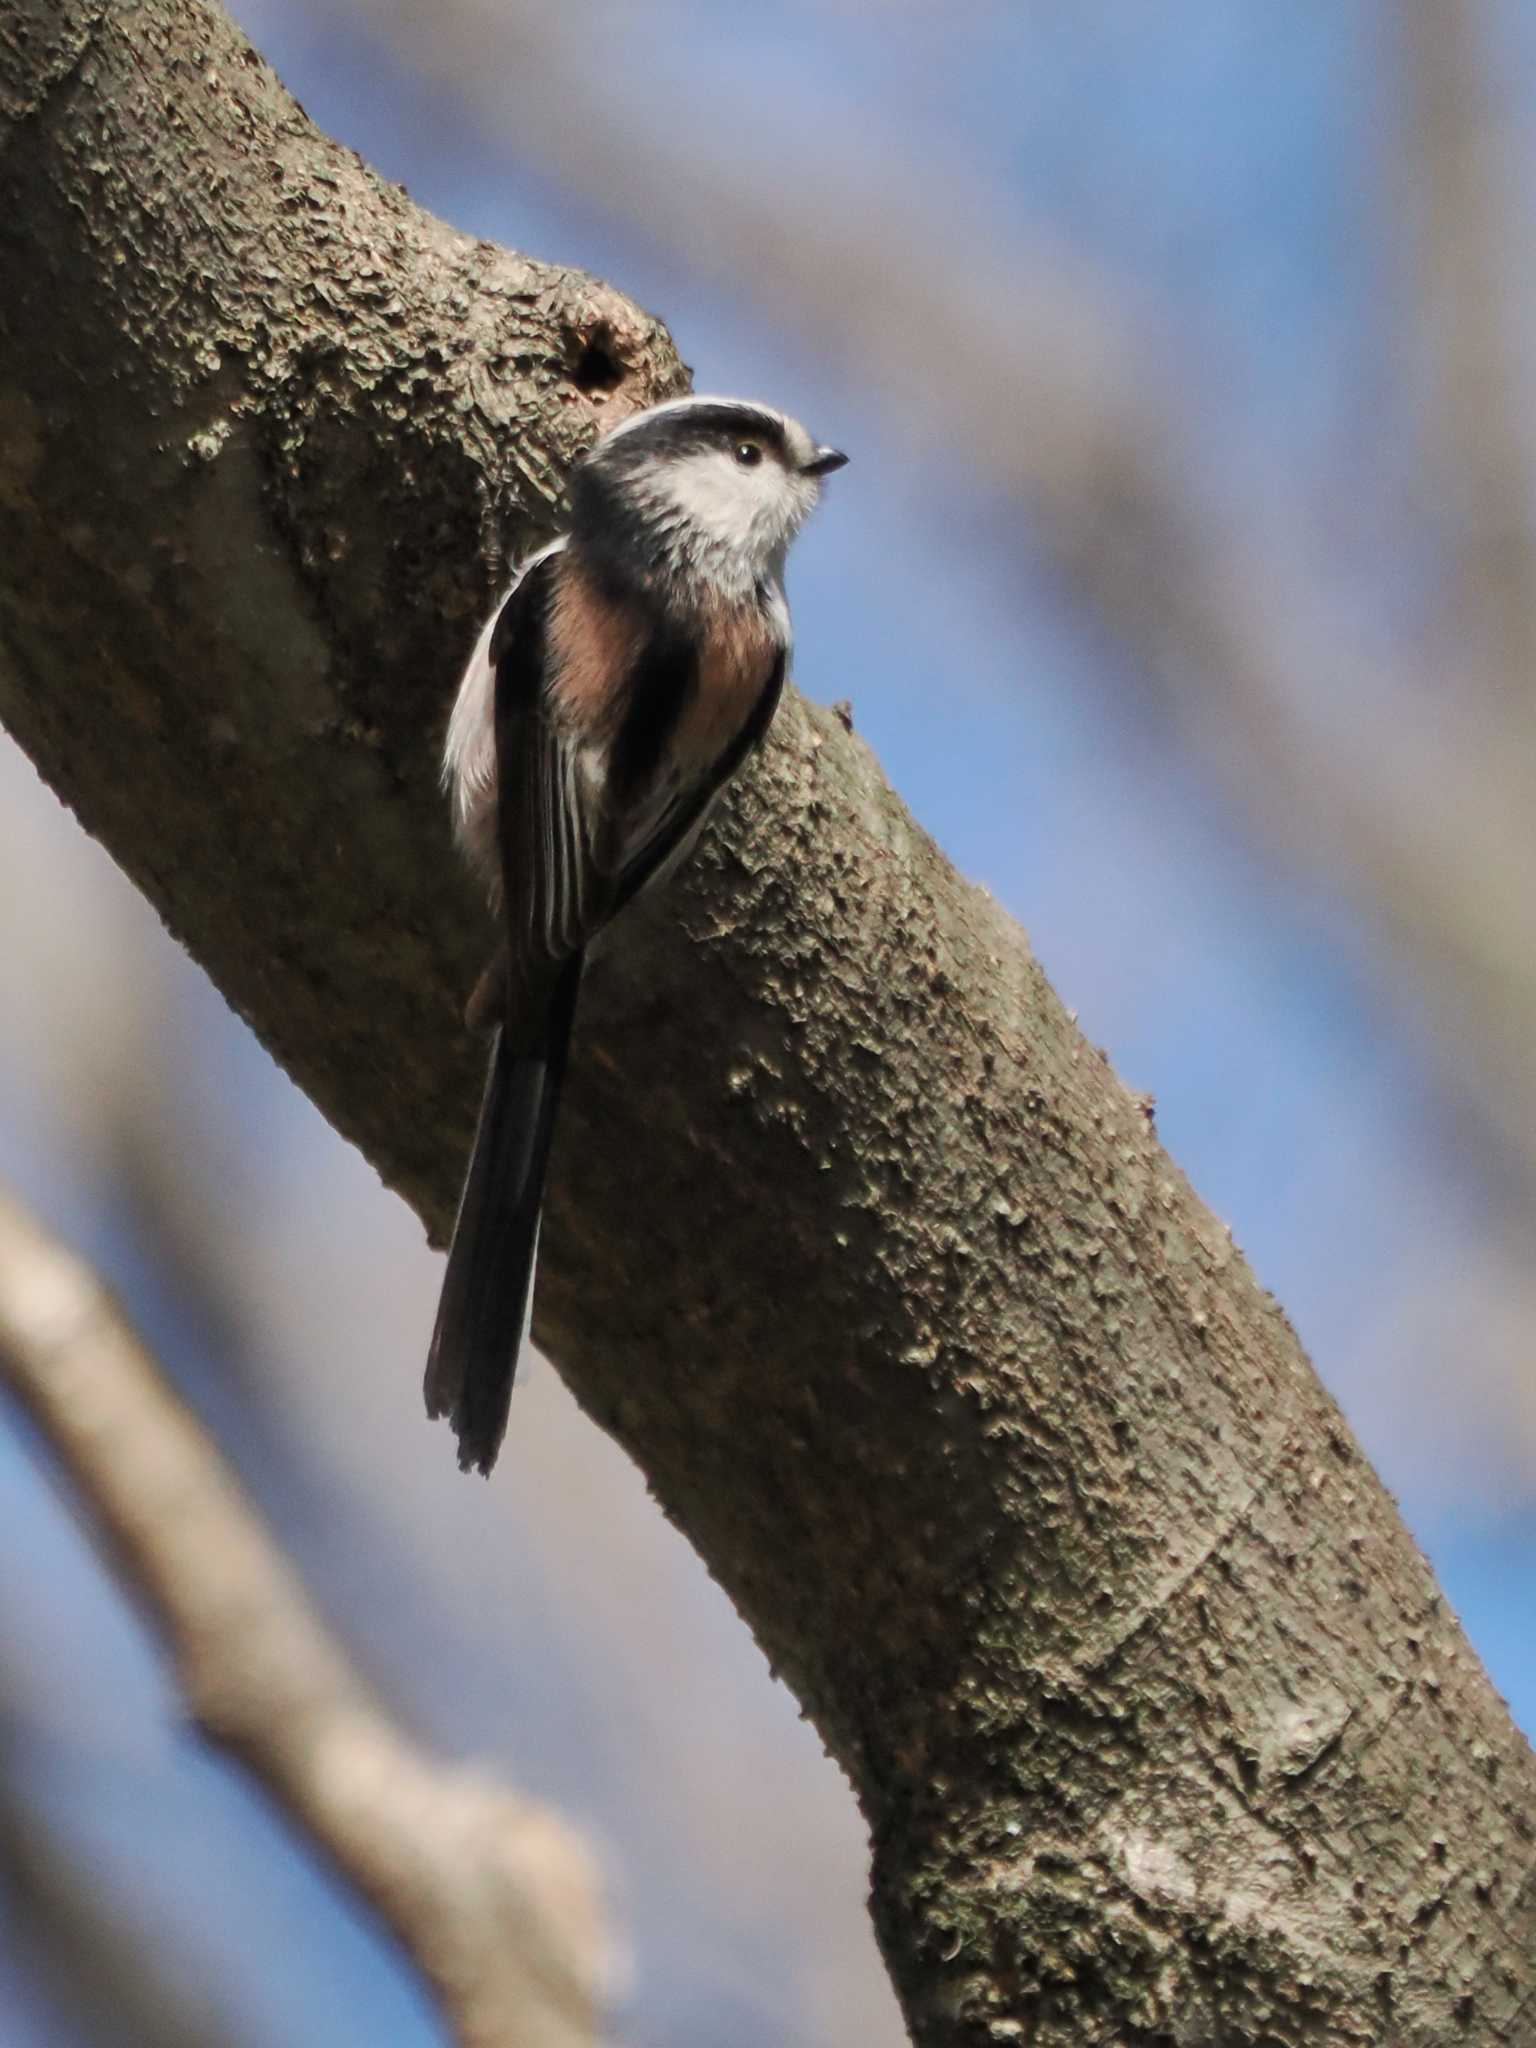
[676,597,780,771]
[545,554,647,739]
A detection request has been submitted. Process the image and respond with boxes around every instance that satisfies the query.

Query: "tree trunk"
[2,2,1532,2040]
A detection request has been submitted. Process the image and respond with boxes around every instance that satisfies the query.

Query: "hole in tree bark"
[569,325,625,394]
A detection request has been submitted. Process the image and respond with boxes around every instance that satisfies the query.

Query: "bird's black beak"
[803,445,849,478]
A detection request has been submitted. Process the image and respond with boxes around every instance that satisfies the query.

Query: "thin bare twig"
[0,1184,610,2048]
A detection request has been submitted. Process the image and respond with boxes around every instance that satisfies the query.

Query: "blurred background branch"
[0,1764,229,2048]
[0,1186,609,2048]
[1396,0,1536,715]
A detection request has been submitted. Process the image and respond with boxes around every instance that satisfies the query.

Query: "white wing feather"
[443,537,568,900]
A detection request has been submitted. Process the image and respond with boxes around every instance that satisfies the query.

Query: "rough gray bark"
[2,2,1533,2042]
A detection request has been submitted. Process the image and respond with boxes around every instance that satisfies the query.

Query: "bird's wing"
[445,538,568,894]
[605,642,786,918]
[492,548,617,979]
[493,563,787,982]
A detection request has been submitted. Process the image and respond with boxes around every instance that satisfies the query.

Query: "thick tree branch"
[3,1,1535,2041]
[0,1185,609,2048]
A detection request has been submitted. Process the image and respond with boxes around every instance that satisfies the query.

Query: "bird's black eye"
[734,440,764,467]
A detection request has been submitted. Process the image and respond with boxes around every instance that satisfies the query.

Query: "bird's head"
[570,395,847,601]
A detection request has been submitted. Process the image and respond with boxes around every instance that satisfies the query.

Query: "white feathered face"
[652,432,819,559]
[573,398,847,592]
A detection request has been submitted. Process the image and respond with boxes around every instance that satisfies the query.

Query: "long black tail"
[424,954,583,1474]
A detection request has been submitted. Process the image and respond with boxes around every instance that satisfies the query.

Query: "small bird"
[425,395,847,1473]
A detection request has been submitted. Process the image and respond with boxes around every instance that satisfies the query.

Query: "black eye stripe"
[599,404,788,468]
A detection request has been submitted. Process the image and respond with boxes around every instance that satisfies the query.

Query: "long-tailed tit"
[426,396,847,1473]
